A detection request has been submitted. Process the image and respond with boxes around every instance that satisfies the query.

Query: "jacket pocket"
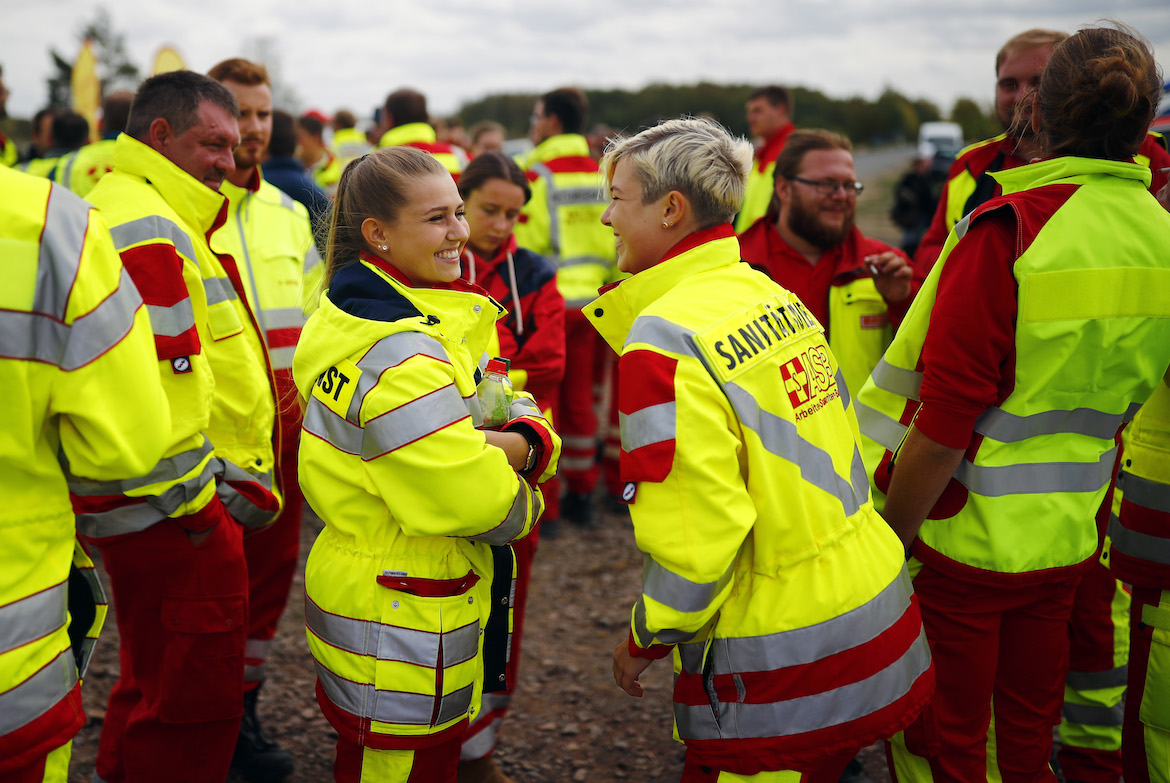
[158,595,245,723]
[372,571,484,732]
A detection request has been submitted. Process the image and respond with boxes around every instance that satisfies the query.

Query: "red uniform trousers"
[335,729,463,783]
[90,503,247,783]
[1122,587,1169,783]
[888,562,1079,783]
[242,405,303,691]
[1058,558,1127,783]
[460,532,540,761]
[558,309,604,495]
[681,746,859,782]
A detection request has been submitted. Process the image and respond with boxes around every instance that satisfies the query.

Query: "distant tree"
[44,6,142,108]
[951,97,997,142]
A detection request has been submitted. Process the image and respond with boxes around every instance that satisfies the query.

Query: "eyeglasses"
[789,177,864,196]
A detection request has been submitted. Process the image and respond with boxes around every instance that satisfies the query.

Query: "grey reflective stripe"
[954,213,972,240]
[337,141,372,159]
[562,435,597,450]
[109,214,197,262]
[73,558,106,678]
[1066,666,1128,691]
[245,638,272,660]
[275,190,297,212]
[56,151,79,188]
[0,648,78,737]
[146,298,196,338]
[269,345,296,370]
[548,186,602,206]
[625,315,699,358]
[836,369,851,411]
[204,276,238,306]
[315,661,473,727]
[620,402,676,452]
[726,382,866,516]
[244,663,266,683]
[68,440,213,497]
[855,400,907,453]
[303,399,362,455]
[262,307,306,331]
[508,396,541,419]
[467,483,532,545]
[363,385,470,458]
[632,595,698,646]
[681,567,915,676]
[975,402,1142,443]
[0,271,140,370]
[869,358,922,401]
[348,332,451,423]
[956,446,1116,497]
[642,554,732,614]
[675,627,931,740]
[35,183,90,319]
[0,583,67,656]
[60,269,143,370]
[305,245,322,273]
[556,254,609,270]
[1120,470,1170,513]
[531,162,562,256]
[214,458,276,529]
[1107,512,1170,565]
[1062,701,1124,727]
[307,598,479,669]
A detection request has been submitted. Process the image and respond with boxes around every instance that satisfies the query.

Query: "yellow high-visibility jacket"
[0,167,168,773]
[295,255,559,750]
[586,225,932,773]
[76,134,280,536]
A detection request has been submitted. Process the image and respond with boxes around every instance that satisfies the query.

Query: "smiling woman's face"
[600,158,674,275]
[366,173,470,286]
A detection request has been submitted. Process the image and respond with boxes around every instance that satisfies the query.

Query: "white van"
[918,121,964,160]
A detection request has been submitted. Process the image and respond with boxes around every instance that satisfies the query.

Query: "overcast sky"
[4,0,1168,128]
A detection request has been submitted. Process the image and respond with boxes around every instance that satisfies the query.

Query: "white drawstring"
[462,249,477,286]
[505,250,524,336]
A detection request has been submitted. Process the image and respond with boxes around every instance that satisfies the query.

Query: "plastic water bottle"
[477,357,514,430]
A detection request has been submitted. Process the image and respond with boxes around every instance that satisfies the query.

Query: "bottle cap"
[486,358,509,374]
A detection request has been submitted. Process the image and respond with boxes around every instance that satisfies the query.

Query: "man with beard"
[914,28,1170,272]
[738,129,918,398]
[208,57,321,783]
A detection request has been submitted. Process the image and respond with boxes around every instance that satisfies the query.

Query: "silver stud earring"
[662,222,670,228]
[379,244,388,251]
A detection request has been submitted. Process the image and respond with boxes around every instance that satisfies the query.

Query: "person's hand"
[1156,179,1170,213]
[482,429,529,472]
[866,251,914,303]
[613,639,654,697]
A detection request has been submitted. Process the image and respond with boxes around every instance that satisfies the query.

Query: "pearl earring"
[662,222,670,228]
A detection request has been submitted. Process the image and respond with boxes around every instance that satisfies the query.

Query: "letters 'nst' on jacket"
[72,134,281,538]
[585,225,933,773]
[857,156,1170,583]
[0,168,169,772]
[514,133,617,308]
[294,256,559,751]
[1109,378,1170,590]
[212,169,322,405]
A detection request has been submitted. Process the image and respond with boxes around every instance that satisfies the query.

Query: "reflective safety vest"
[75,134,280,536]
[294,257,558,750]
[1109,379,1170,589]
[514,134,616,308]
[586,226,932,772]
[331,126,373,169]
[0,168,167,770]
[827,277,894,400]
[377,122,466,178]
[310,149,342,194]
[16,154,63,178]
[734,122,794,234]
[857,156,1170,580]
[0,131,15,167]
[53,137,117,198]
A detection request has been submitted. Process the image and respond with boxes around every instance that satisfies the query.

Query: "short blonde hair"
[601,117,753,229]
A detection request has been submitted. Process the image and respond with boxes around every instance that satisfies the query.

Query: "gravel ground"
[67,504,890,782]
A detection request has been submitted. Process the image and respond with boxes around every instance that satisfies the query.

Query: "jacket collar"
[378,122,437,148]
[111,133,228,235]
[589,224,738,351]
[526,133,591,165]
[991,155,1153,196]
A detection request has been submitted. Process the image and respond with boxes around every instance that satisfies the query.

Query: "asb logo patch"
[171,356,192,374]
[780,347,840,420]
[621,482,637,504]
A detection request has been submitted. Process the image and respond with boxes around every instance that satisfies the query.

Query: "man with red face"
[738,129,918,399]
[914,28,1170,272]
[79,70,282,783]
[208,57,321,783]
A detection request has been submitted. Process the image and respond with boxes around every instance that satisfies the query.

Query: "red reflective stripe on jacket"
[618,349,677,482]
[266,326,301,349]
[0,681,84,776]
[119,242,201,359]
[538,156,599,174]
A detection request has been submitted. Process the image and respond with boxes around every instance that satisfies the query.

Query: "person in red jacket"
[456,151,566,783]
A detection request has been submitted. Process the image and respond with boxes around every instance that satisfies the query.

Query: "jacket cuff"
[628,630,673,660]
[502,419,553,483]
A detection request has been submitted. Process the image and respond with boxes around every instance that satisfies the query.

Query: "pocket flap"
[376,570,480,598]
[161,596,245,634]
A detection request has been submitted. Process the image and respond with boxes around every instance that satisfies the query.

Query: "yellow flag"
[72,39,101,143]
[152,46,186,75]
